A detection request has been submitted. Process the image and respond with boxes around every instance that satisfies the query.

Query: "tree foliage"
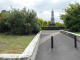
[47,20,51,25]
[43,20,48,25]
[37,18,44,26]
[37,18,49,26]
[56,22,64,27]
[60,3,80,32]
[37,18,64,27]
[0,12,10,33]
[0,7,41,35]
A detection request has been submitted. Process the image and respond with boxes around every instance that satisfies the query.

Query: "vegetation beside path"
[60,3,80,32]
[0,34,36,54]
[73,32,80,35]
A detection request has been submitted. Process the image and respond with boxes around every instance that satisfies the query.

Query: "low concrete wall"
[60,30,80,41]
[0,31,41,60]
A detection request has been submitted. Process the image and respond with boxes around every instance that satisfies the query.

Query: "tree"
[47,20,51,25]
[60,3,80,32]
[43,20,48,25]
[37,18,44,26]
[55,22,64,27]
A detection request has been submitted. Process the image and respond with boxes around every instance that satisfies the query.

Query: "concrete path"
[35,30,80,60]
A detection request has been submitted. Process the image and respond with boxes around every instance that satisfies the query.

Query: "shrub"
[2,7,41,35]
[0,12,10,33]
[41,26,65,30]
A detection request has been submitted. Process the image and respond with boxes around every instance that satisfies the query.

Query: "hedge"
[41,26,65,30]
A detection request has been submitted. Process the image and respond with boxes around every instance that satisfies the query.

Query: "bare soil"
[0,43,7,47]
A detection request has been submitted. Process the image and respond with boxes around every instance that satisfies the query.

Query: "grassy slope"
[73,32,80,35]
[0,34,36,54]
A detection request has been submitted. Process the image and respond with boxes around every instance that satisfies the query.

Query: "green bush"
[0,12,10,33]
[41,26,65,30]
[60,3,80,32]
[32,23,41,33]
[1,7,41,35]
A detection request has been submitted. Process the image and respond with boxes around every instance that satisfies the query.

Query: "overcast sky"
[0,0,80,23]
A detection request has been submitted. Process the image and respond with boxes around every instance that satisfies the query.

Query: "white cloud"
[12,0,43,4]
[59,13,65,14]
[12,0,35,7]
[1,0,80,23]
[70,1,75,4]
[42,11,50,14]
[23,2,35,7]
[54,12,59,16]
[11,0,43,10]
[12,0,26,3]
[8,6,11,9]
[0,0,4,3]
[52,0,58,3]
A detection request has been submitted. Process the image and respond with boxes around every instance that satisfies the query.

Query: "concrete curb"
[0,31,41,60]
[60,30,80,41]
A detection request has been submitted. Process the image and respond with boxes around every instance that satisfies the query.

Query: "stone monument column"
[49,9,55,25]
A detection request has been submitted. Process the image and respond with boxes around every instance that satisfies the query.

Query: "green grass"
[73,32,80,35]
[0,34,36,54]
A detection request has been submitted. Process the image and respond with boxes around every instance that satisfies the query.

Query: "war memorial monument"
[49,9,55,25]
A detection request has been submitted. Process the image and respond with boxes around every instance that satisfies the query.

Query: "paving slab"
[35,30,80,60]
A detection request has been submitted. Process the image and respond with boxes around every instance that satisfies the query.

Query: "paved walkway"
[35,30,80,60]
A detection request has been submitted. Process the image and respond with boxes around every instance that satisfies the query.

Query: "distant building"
[1,10,10,13]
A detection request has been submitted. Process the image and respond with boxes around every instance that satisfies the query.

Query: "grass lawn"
[0,34,36,54]
[73,32,80,35]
